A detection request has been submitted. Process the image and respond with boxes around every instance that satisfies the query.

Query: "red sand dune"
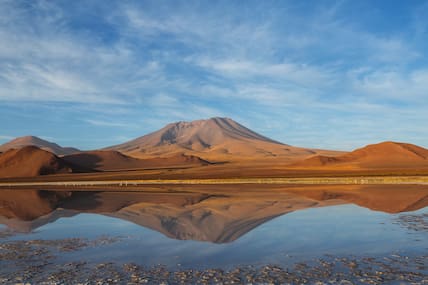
[0,146,75,178]
[63,150,211,171]
[105,117,340,162]
[293,141,428,169]
[0,136,79,156]
[0,147,210,178]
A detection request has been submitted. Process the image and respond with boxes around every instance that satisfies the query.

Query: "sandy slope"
[0,146,75,178]
[63,150,210,171]
[293,141,428,169]
[0,148,210,178]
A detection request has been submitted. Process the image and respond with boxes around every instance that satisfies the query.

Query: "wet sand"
[1,176,428,191]
[2,159,428,185]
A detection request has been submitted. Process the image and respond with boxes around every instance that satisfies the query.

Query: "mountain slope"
[63,150,210,171]
[106,117,339,162]
[0,136,79,156]
[0,146,75,178]
[294,141,428,169]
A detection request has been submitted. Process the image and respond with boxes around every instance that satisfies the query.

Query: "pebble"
[0,235,427,284]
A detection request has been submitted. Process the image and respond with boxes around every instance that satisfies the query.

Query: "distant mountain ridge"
[1,118,428,179]
[0,118,342,163]
[105,117,336,161]
[106,117,283,150]
[0,136,79,156]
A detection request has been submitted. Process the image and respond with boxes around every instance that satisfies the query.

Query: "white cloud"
[0,1,163,105]
[194,58,335,89]
[146,93,179,107]
[84,119,132,128]
[120,2,277,58]
[0,135,14,141]
[351,69,428,102]
[0,1,427,150]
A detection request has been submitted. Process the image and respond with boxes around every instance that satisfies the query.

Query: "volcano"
[106,117,338,162]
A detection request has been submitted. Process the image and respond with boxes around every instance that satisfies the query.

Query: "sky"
[1,0,427,151]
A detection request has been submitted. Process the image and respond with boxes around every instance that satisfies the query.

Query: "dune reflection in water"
[0,184,427,268]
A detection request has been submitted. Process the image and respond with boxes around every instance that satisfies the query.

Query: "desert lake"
[0,185,427,284]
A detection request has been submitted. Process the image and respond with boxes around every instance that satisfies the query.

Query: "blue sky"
[1,0,427,150]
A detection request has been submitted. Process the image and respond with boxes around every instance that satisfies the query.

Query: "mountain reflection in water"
[0,184,427,243]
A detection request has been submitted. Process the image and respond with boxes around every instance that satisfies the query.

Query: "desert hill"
[106,117,340,162]
[63,150,210,171]
[1,120,428,177]
[0,136,80,156]
[0,146,75,178]
[294,141,428,169]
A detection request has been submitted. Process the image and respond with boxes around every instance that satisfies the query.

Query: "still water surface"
[0,185,427,270]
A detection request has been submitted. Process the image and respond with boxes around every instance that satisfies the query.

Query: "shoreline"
[1,235,426,284]
[1,175,428,188]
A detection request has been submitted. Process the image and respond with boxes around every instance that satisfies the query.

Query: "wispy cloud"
[84,119,133,128]
[0,1,163,105]
[351,68,428,102]
[0,135,14,141]
[0,0,427,149]
[194,58,335,87]
[146,93,179,107]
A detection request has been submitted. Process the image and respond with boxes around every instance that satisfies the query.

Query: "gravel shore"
[1,236,426,285]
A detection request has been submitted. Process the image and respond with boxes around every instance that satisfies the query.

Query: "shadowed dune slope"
[293,141,428,169]
[0,136,80,156]
[105,117,341,162]
[63,150,211,171]
[0,146,77,178]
